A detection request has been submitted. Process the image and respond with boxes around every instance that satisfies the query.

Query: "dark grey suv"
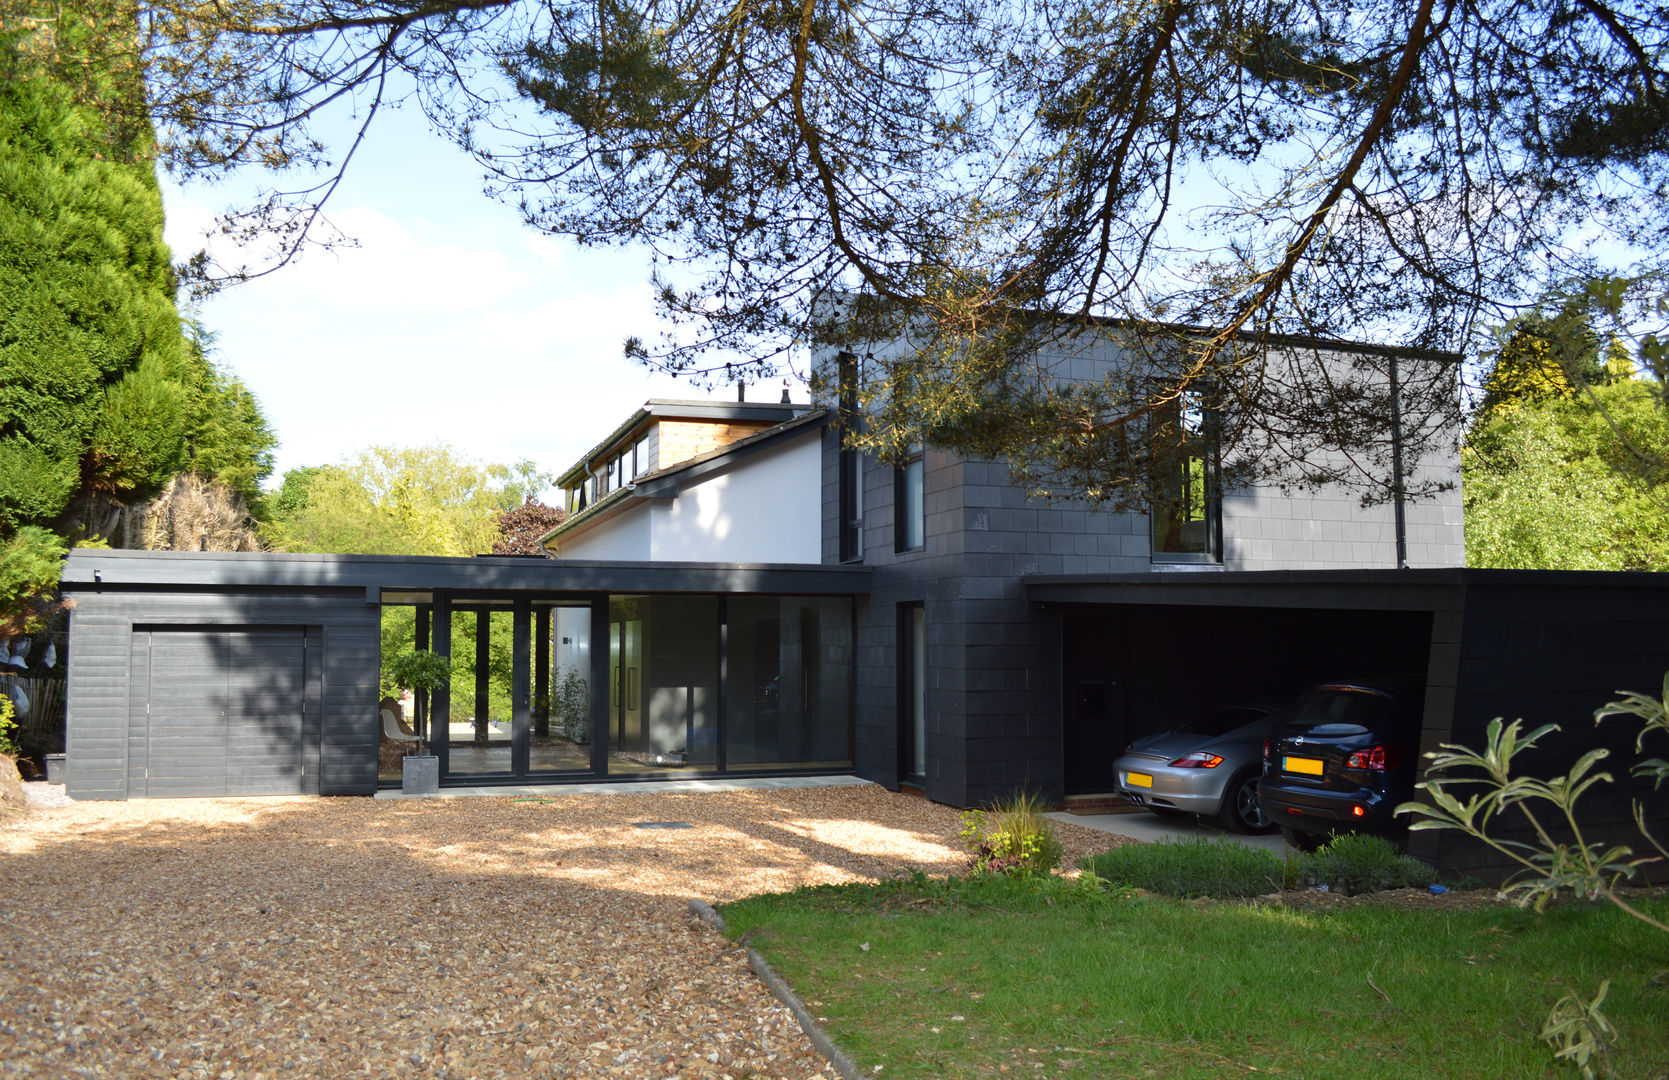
[1257,679,1424,851]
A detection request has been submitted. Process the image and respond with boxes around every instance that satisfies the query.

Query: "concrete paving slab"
[1049,809,1293,853]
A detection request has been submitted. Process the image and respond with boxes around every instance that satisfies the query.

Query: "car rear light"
[1345,744,1403,770]
[1168,752,1224,768]
[1351,805,1366,818]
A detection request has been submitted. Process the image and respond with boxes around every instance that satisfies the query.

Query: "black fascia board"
[1022,567,1669,612]
[61,548,870,597]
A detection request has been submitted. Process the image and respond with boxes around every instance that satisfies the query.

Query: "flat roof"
[61,549,870,600]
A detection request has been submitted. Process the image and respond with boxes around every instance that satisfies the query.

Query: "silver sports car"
[1112,703,1283,832]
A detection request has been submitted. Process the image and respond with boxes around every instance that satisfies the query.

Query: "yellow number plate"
[1284,755,1325,776]
[1125,772,1154,789]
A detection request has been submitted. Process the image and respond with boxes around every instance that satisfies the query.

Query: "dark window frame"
[837,352,865,563]
[896,601,926,784]
[1148,387,1223,563]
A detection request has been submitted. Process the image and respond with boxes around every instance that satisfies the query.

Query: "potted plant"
[387,649,451,794]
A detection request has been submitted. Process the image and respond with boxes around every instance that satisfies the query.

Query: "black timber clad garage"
[63,586,377,800]
[1031,569,1669,882]
[129,626,320,797]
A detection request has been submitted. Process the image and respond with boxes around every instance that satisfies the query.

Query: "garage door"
[128,627,318,797]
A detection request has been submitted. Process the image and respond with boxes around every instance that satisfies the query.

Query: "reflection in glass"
[531,602,593,774]
[726,597,852,771]
[608,595,720,774]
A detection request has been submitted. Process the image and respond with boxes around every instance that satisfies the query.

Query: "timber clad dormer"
[554,398,810,526]
[656,419,778,465]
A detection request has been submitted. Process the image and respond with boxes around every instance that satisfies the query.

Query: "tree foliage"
[1464,379,1669,571]
[61,0,1667,505]
[267,444,551,556]
[0,527,68,636]
[0,8,277,632]
[1464,279,1669,571]
[491,498,564,555]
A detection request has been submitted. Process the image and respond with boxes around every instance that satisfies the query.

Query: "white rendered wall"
[552,503,653,561]
[648,434,822,562]
[554,606,591,681]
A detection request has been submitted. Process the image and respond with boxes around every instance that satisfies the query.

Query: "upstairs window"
[633,435,651,477]
[1149,388,1221,561]
[895,439,924,553]
[837,352,865,562]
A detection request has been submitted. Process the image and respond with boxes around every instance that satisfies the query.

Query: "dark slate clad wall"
[827,426,1151,807]
[65,588,380,799]
[1410,578,1669,881]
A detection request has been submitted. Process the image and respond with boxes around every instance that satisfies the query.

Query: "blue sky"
[160,101,803,495]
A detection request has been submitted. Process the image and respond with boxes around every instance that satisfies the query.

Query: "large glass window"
[533,602,594,774]
[725,597,853,771]
[1150,389,1220,560]
[608,595,720,773]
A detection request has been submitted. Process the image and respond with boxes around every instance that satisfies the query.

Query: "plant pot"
[44,753,66,784]
[401,754,438,795]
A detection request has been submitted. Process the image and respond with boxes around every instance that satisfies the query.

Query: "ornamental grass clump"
[959,788,1064,875]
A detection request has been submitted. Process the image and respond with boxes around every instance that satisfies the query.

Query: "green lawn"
[719,876,1669,1079]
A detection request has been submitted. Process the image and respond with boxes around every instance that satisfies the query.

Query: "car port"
[1053,600,1435,802]
[1026,568,1669,882]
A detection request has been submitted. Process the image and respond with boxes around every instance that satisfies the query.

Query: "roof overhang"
[555,398,813,487]
[1022,567,1669,612]
[62,549,871,603]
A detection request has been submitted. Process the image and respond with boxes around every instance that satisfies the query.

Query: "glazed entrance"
[382,592,853,787]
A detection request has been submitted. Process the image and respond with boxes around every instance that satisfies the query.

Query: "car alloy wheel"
[1220,768,1273,833]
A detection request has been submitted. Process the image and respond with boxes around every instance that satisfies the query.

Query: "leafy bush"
[959,788,1063,875]
[0,695,17,757]
[1084,837,1293,899]
[1304,833,1437,895]
[553,668,590,743]
[388,649,452,693]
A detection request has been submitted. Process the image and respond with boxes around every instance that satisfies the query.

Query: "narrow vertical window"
[837,352,865,562]
[898,602,926,783]
[895,440,924,553]
[633,435,650,477]
[1149,388,1221,560]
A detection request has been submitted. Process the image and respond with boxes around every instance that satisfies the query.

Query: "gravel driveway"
[0,783,1120,1079]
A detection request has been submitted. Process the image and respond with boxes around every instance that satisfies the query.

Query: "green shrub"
[959,788,1064,875]
[388,649,452,693]
[1304,833,1437,895]
[0,695,16,757]
[553,668,590,743]
[1085,837,1294,899]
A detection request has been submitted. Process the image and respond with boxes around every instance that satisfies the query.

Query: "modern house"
[52,327,1668,880]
